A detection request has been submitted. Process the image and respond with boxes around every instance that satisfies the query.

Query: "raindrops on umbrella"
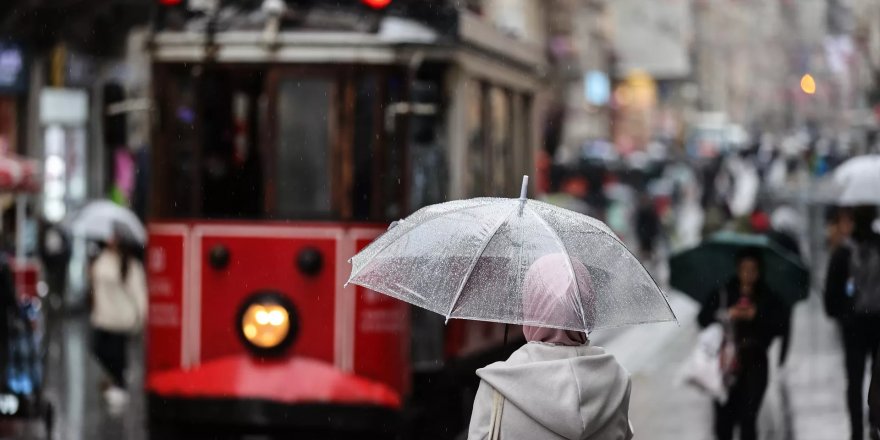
[347,176,676,332]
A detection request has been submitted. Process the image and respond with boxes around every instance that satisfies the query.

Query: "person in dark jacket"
[37,220,71,309]
[824,205,880,440]
[635,194,661,260]
[698,248,790,440]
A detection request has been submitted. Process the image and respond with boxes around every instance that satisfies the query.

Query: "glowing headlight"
[241,303,290,348]
[237,292,298,355]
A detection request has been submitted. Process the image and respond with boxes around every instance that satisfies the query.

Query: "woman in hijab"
[467,253,634,440]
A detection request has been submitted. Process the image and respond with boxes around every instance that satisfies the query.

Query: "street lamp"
[800,74,816,95]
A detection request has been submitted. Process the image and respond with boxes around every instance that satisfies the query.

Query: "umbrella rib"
[445,204,517,322]
[527,208,589,332]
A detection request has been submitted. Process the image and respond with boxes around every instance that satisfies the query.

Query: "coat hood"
[476,342,631,440]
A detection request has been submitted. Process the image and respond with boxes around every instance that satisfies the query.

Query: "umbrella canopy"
[64,200,146,244]
[669,231,808,307]
[346,178,676,332]
[833,155,880,206]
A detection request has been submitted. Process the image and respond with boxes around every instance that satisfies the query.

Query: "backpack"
[848,240,880,315]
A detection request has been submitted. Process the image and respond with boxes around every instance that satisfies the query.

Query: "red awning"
[0,155,39,193]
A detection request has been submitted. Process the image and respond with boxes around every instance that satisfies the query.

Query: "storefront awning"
[0,155,39,193]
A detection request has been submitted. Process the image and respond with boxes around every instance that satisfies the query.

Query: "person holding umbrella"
[824,205,880,440]
[347,176,675,440]
[466,254,632,440]
[89,224,147,414]
[696,247,789,440]
[823,154,880,440]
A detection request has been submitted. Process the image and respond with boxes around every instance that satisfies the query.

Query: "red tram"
[144,2,544,437]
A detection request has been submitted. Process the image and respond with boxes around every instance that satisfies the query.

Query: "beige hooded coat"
[467,342,634,440]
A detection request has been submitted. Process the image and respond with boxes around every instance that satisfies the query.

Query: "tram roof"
[151,11,546,81]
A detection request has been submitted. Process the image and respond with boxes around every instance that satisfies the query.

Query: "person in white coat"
[89,229,147,412]
[468,254,634,440]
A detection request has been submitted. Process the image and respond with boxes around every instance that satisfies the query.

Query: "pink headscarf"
[522,253,595,346]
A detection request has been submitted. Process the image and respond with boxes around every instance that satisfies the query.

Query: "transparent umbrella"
[64,200,146,244]
[346,177,676,332]
[833,155,880,206]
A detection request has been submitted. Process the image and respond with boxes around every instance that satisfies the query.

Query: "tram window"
[276,79,334,219]
[164,71,198,217]
[488,87,513,196]
[201,73,263,219]
[384,75,406,219]
[409,80,446,210]
[353,75,378,221]
[465,80,485,197]
[516,94,534,178]
[511,94,532,178]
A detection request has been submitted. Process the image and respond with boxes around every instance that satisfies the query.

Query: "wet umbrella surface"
[347,177,677,332]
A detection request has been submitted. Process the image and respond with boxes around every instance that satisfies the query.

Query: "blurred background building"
[0,1,878,438]
[0,0,878,220]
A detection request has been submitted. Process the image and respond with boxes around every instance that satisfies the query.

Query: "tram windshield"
[151,64,413,222]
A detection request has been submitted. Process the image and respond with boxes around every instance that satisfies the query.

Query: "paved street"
[0,310,147,440]
[0,289,856,440]
[783,294,850,439]
[596,289,851,440]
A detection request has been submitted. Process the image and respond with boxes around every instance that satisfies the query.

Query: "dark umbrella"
[669,231,809,307]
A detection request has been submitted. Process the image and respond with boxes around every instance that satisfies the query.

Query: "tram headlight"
[237,292,298,356]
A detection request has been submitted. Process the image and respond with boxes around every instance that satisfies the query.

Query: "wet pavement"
[3,290,853,440]
[783,294,850,439]
[598,288,851,440]
[0,309,147,440]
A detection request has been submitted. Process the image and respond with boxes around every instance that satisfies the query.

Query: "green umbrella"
[669,231,809,307]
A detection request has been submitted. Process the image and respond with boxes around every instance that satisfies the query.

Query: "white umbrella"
[832,155,880,206]
[346,176,676,332]
[65,200,146,244]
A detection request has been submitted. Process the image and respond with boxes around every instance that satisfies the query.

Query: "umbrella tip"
[519,175,529,200]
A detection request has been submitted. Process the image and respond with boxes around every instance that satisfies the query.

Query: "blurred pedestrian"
[467,255,633,440]
[824,206,880,440]
[37,219,71,310]
[635,194,661,261]
[89,229,147,414]
[768,206,803,257]
[748,209,770,234]
[826,206,855,251]
[703,201,731,238]
[698,248,790,440]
